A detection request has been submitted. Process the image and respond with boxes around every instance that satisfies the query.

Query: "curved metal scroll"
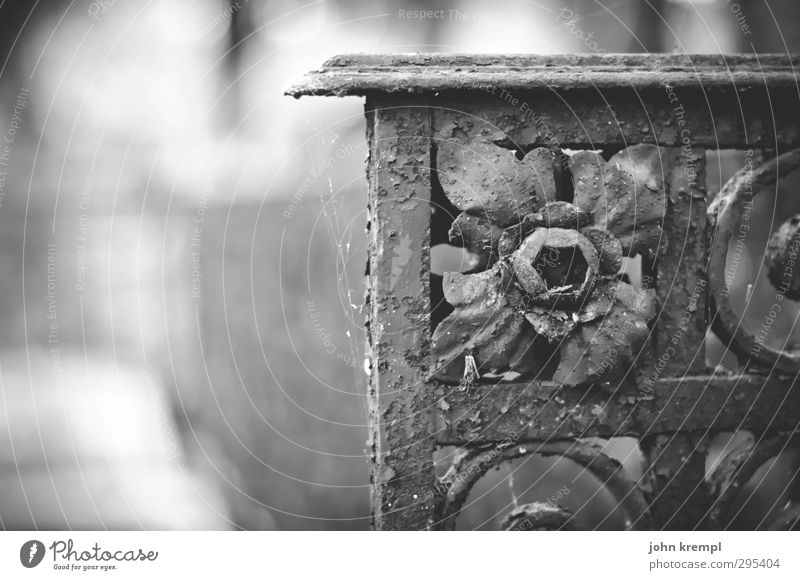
[501,502,584,530]
[707,434,799,529]
[708,148,800,372]
[435,440,652,530]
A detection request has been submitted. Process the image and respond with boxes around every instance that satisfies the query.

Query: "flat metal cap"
[286,53,799,98]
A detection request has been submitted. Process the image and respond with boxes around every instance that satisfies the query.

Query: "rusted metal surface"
[641,432,709,530]
[655,147,707,376]
[435,439,653,530]
[766,214,800,300]
[448,212,502,271]
[431,92,800,149]
[708,148,800,372]
[286,54,800,96]
[431,142,663,387]
[434,375,800,444]
[365,97,437,530]
[291,53,800,530]
[501,502,583,531]
[436,141,559,226]
[290,55,800,148]
[569,145,667,259]
[706,434,799,530]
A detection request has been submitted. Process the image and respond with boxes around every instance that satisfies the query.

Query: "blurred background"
[0,0,799,531]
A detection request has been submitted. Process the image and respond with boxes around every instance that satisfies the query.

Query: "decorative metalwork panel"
[431,144,661,387]
[289,54,800,531]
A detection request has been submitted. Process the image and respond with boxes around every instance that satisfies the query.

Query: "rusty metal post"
[365,97,437,530]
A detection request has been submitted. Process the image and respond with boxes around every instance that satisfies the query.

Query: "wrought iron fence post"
[289,54,800,530]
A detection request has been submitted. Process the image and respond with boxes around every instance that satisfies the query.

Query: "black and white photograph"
[0,0,799,577]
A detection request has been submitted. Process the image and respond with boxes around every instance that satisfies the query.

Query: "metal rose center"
[511,227,599,306]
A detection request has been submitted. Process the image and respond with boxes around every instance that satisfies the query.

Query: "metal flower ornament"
[432,143,666,387]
